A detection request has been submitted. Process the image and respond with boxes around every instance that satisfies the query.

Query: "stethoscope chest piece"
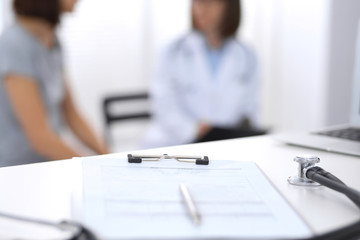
[288,155,321,187]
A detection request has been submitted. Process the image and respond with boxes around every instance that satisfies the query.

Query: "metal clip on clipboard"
[127,154,209,165]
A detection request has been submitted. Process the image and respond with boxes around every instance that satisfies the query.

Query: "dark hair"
[13,0,61,27]
[192,0,242,39]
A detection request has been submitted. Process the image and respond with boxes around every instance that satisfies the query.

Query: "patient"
[142,0,263,148]
[0,0,109,167]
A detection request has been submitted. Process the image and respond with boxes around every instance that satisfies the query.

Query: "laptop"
[275,22,360,157]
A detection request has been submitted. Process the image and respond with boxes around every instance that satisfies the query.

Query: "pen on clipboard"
[179,183,202,226]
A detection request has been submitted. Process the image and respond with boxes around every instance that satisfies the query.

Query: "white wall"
[240,0,283,130]
[326,0,360,126]
[59,0,192,135]
[277,0,330,131]
[59,0,148,135]
[241,0,360,132]
[0,1,2,33]
[0,0,7,33]
[1,0,12,30]
[240,0,331,132]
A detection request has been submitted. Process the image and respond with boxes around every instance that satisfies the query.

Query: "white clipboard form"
[81,155,312,239]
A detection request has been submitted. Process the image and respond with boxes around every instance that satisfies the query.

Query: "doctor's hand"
[197,122,212,140]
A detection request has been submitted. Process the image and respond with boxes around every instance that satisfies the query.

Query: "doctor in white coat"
[142,0,259,148]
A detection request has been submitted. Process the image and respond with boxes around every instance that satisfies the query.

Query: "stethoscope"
[288,155,360,240]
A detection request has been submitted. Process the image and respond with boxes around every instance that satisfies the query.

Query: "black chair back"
[102,92,151,146]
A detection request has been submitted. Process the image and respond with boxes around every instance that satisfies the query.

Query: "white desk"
[0,136,359,239]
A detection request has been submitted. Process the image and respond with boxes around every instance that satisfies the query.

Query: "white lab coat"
[141,32,259,148]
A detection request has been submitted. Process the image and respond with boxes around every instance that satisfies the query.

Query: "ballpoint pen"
[179,183,202,226]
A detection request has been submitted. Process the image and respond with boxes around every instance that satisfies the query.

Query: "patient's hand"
[197,122,212,140]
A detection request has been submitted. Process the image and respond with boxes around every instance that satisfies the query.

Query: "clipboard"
[81,154,312,239]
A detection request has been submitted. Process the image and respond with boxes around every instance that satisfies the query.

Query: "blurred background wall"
[0,2,2,32]
[1,0,360,137]
[0,0,11,32]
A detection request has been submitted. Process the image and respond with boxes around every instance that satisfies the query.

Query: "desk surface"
[0,136,359,238]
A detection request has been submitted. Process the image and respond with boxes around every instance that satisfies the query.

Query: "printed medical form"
[81,157,312,239]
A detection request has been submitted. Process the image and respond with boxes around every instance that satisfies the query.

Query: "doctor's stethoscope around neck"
[288,154,360,240]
